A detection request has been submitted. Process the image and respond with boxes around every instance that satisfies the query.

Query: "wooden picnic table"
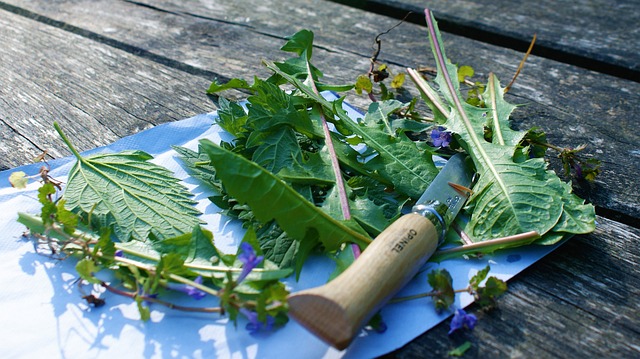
[1,0,638,357]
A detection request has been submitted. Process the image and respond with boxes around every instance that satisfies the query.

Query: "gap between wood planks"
[2,0,638,230]
[328,0,639,82]
[0,1,227,82]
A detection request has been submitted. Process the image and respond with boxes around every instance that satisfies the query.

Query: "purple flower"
[166,276,207,300]
[115,250,124,257]
[431,126,452,147]
[240,308,275,334]
[448,308,477,335]
[236,242,264,284]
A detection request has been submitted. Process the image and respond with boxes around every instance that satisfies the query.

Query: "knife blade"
[287,153,474,350]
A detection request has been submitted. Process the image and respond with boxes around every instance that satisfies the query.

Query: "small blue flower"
[115,250,124,257]
[240,308,275,334]
[431,126,452,148]
[166,276,206,300]
[448,308,477,335]
[236,242,264,284]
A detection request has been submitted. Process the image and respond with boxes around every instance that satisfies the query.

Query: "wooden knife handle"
[288,213,439,350]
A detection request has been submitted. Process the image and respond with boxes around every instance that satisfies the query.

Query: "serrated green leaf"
[263,61,439,199]
[427,268,455,312]
[256,221,298,268]
[172,145,221,192]
[53,123,202,242]
[38,183,57,226]
[551,181,596,235]
[281,29,314,60]
[61,149,202,242]
[277,150,336,186]
[336,100,439,199]
[475,276,508,308]
[251,127,302,174]
[199,139,372,255]
[421,13,590,240]
[321,186,393,236]
[465,154,565,238]
[469,265,490,290]
[216,96,250,138]
[55,199,78,235]
[483,74,522,146]
[247,80,322,139]
[207,78,252,94]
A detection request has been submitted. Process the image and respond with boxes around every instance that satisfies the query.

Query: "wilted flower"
[448,308,477,335]
[237,242,264,284]
[166,276,206,300]
[431,126,452,147]
[240,308,275,334]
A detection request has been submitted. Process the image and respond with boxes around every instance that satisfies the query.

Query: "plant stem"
[432,231,540,262]
[114,256,220,297]
[100,281,223,313]
[53,122,83,160]
[304,61,352,222]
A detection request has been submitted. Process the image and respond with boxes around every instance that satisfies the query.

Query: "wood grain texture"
[0,3,214,170]
[2,0,638,220]
[331,0,640,80]
[289,214,439,349]
[0,0,637,357]
[384,216,640,358]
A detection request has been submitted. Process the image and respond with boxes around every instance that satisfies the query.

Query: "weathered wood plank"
[0,5,214,170]
[0,1,638,356]
[331,0,640,80]
[3,0,636,220]
[386,216,640,358]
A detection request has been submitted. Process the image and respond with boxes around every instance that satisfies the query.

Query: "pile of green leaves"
[17,123,291,325]
[190,30,445,272]
[185,14,595,272]
[14,10,597,329]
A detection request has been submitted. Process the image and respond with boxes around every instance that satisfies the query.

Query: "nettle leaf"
[152,226,219,266]
[55,123,202,242]
[216,97,250,138]
[421,12,593,241]
[199,139,372,255]
[247,80,321,138]
[172,145,221,193]
[256,221,299,269]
